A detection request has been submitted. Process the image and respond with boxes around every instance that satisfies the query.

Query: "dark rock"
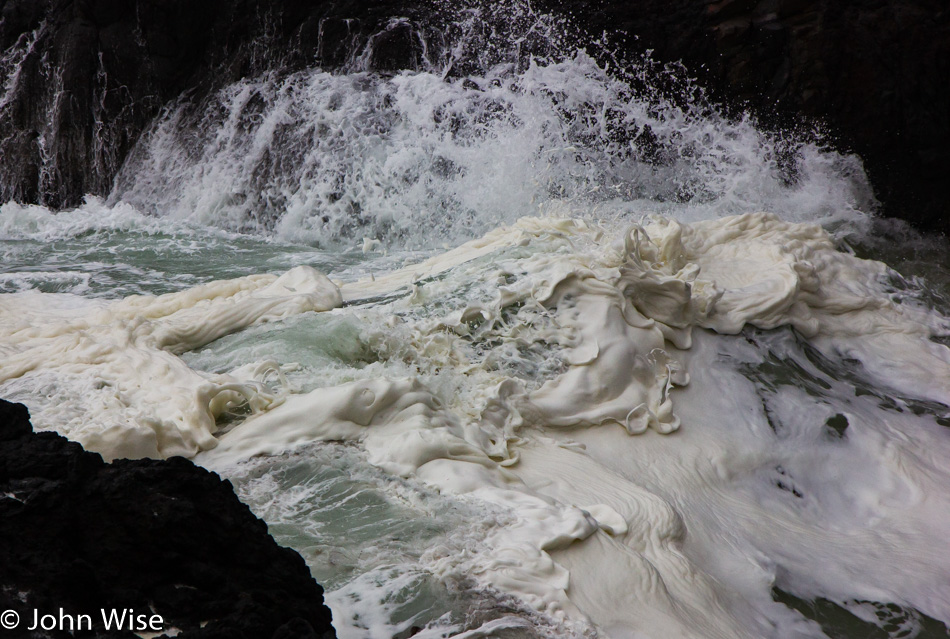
[0,398,336,639]
[365,19,425,72]
[0,0,414,212]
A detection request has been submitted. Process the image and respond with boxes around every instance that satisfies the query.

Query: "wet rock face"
[539,0,950,231]
[0,399,336,639]
[0,0,413,211]
[1,0,948,231]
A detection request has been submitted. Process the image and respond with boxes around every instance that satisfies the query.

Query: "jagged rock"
[0,399,336,639]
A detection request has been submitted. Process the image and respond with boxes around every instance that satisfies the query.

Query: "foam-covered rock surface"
[0,399,336,639]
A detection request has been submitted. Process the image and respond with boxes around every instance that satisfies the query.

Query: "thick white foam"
[5,212,950,636]
[187,213,950,637]
[0,266,341,459]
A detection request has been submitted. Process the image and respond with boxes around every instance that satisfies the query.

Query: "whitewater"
[3,5,950,638]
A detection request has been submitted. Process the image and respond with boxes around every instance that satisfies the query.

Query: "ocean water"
[3,3,950,638]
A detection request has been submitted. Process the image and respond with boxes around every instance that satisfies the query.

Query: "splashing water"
[109,14,874,248]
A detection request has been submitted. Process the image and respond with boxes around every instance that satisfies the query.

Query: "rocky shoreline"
[0,399,336,639]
